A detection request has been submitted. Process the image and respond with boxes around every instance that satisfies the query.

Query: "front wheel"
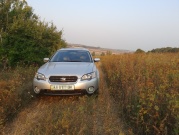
[87,88,99,98]
[33,87,41,94]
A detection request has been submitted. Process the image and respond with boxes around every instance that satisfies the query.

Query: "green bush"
[0,0,66,67]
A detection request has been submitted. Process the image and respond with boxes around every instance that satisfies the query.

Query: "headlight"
[81,72,96,81]
[35,72,46,81]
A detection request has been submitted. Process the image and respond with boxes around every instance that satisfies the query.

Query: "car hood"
[38,62,95,78]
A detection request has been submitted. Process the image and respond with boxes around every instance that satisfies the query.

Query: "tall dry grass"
[1,64,126,135]
[0,66,36,130]
[102,53,179,135]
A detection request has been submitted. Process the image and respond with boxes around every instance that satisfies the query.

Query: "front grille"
[49,76,78,82]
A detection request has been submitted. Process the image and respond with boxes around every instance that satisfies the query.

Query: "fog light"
[87,86,95,93]
[34,87,41,94]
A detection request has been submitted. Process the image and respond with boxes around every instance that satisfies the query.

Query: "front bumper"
[33,77,99,95]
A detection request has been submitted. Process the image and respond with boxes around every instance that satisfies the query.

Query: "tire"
[87,88,99,98]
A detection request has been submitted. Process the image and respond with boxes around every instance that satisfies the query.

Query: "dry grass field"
[0,64,126,135]
[102,53,179,135]
[0,53,179,135]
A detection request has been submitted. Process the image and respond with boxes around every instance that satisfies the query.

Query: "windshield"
[50,50,92,62]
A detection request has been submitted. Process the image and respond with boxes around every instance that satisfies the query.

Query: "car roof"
[58,48,89,51]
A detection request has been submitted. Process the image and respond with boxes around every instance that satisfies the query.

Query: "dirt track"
[2,64,126,135]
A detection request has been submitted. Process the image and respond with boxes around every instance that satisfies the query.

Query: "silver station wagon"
[33,48,100,95]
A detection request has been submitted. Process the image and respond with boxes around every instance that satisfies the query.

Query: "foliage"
[149,47,179,53]
[92,51,95,56]
[101,52,105,56]
[0,0,66,67]
[102,53,179,135]
[135,48,145,53]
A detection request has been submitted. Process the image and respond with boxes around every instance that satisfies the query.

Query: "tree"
[0,0,66,67]
[148,47,179,53]
[92,51,95,56]
[135,49,145,53]
[101,52,105,56]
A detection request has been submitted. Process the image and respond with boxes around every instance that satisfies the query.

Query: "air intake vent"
[49,76,78,82]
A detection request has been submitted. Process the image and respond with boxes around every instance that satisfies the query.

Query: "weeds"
[1,53,178,134]
[102,53,179,135]
[0,66,36,130]
[1,64,126,135]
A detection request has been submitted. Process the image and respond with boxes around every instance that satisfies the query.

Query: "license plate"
[50,85,74,90]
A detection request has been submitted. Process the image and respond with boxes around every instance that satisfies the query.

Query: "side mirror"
[44,58,49,62]
[94,58,100,62]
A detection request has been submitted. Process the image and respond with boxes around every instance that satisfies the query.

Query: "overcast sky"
[26,0,179,51]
